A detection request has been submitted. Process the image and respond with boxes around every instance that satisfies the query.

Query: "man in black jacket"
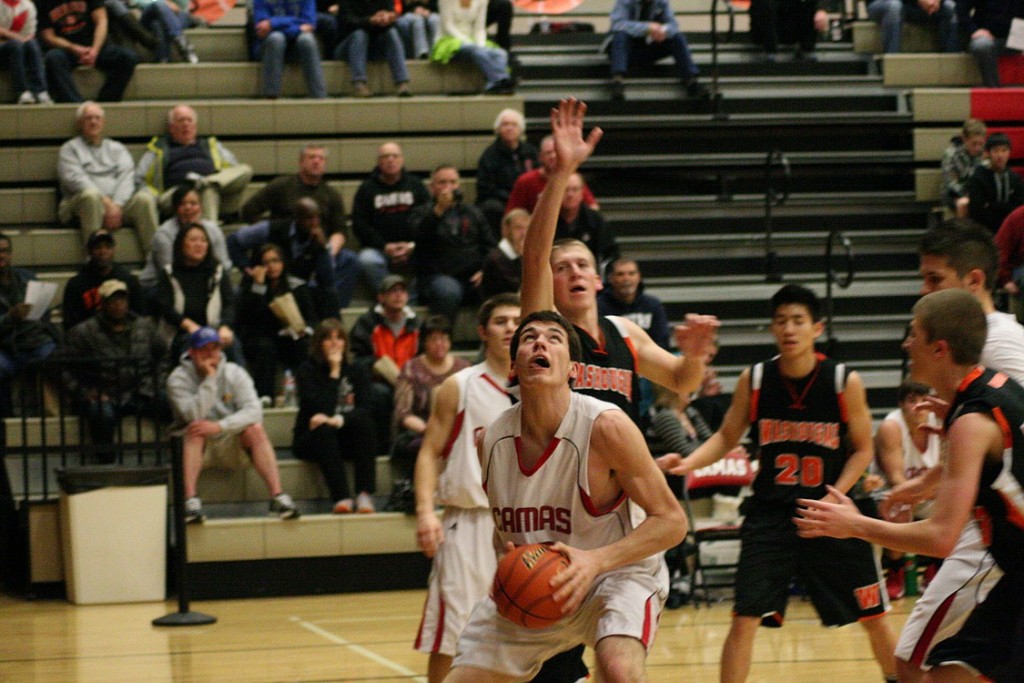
[967,132,1024,234]
[958,0,1024,87]
[352,142,431,294]
[61,229,144,331]
[334,0,410,96]
[411,166,496,323]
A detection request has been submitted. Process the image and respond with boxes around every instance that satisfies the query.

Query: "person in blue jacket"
[251,0,327,98]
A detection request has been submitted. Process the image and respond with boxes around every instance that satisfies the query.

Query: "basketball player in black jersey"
[658,284,898,683]
[516,98,720,683]
[798,288,1024,682]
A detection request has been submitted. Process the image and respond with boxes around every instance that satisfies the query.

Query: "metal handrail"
[763,148,791,282]
[824,229,855,352]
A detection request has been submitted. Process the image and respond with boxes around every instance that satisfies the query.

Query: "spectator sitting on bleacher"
[136,104,254,222]
[62,278,170,463]
[605,0,708,101]
[101,0,159,56]
[349,274,420,451]
[154,222,240,362]
[410,165,495,322]
[240,144,359,308]
[866,0,958,55]
[139,183,231,290]
[390,314,468,479]
[994,204,1024,322]
[61,229,144,331]
[966,132,1024,234]
[58,102,160,249]
[228,197,341,320]
[334,0,410,97]
[251,0,327,99]
[958,0,1024,88]
[480,207,527,299]
[396,0,439,59]
[597,257,669,349]
[314,0,340,55]
[352,142,431,293]
[293,318,379,514]
[475,108,538,234]
[234,243,316,401]
[37,0,138,102]
[168,326,300,523]
[0,0,53,104]
[941,118,987,217]
[135,0,199,63]
[556,172,618,273]
[748,0,827,62]
[432,0,514,95]
[0,233,59,417]
[505,135,598,215]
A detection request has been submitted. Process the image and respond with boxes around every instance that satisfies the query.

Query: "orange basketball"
[492,543,570,629]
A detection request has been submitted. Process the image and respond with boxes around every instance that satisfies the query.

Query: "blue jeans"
[419,273,469,322]
[608,31,698,81]
[395,12,439,58]
[969,33,1020,88]
[866,0,958,54]
[357,248,417,303]
[258,31,327,98]
[0,38,48,97]
[333,247,359,308]
[44,43,138,102]
[0,339,57,417]
[334,27,409,84]
[141,2,192,62]
[455,43,508,88]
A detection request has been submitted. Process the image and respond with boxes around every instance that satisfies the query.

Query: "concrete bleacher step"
[0,61,486,102]
[0,96,521,141]
[882,53,982,87]
[851,20,941,55]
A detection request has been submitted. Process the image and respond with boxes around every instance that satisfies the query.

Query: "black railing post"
[764,148,790,283]
[823,229,855,356]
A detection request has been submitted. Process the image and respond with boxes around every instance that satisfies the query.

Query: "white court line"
[291,616,427,682]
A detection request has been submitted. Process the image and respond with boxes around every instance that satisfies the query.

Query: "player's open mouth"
[570,285,586,293]
[530,356,551,369]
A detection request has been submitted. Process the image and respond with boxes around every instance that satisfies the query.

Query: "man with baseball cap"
[167,326,299,523]
[63,277,169,463]
[61,229,144,330]
[349,274,421,451]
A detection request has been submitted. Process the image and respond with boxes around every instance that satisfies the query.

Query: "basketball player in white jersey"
[882,221,1022,682]
[444,310,687,683]
[414,293,522,683]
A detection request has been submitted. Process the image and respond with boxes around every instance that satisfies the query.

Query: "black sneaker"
[685,79,710,100]
[184,496,205,524]
[610,79,625,101]
[270,493,300,520]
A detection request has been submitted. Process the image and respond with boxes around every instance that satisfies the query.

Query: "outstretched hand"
[549,99,603,178]
[674,313,720,359]
[793,485,863,539]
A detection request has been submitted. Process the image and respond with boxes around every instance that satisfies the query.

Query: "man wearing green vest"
[135,104,253,222]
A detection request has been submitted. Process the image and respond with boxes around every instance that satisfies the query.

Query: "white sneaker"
[17,91,34,105]
[270,492,300,520]
[35,91,53,104]
[184,496,205,524]
[356,491,376,514]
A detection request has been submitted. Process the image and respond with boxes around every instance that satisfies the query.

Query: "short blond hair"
[912,289,986,366]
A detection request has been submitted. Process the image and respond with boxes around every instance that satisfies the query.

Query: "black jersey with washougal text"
[748,354,852,507]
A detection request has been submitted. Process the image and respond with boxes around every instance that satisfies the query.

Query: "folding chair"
[679,446,754,607]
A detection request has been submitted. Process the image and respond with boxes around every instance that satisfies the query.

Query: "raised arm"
[413,374,461,558]
[520,99,602,316]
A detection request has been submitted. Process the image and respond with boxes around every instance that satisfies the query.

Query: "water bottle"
[282,369,297,408]
[904,554,919,597]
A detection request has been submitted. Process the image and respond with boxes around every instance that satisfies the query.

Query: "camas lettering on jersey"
[571,361,633,401]
[492,505,572,534]
[374,191,415,211]
[758,418,840,449]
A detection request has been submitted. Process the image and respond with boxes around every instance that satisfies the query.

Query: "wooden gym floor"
[0,589,914,682]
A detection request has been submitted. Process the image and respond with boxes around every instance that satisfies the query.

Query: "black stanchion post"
[153,438,215,627]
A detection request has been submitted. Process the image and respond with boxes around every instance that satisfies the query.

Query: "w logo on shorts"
[853,583,882,611]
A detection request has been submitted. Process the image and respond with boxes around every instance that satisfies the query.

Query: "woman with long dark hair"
[293,318,379,514]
